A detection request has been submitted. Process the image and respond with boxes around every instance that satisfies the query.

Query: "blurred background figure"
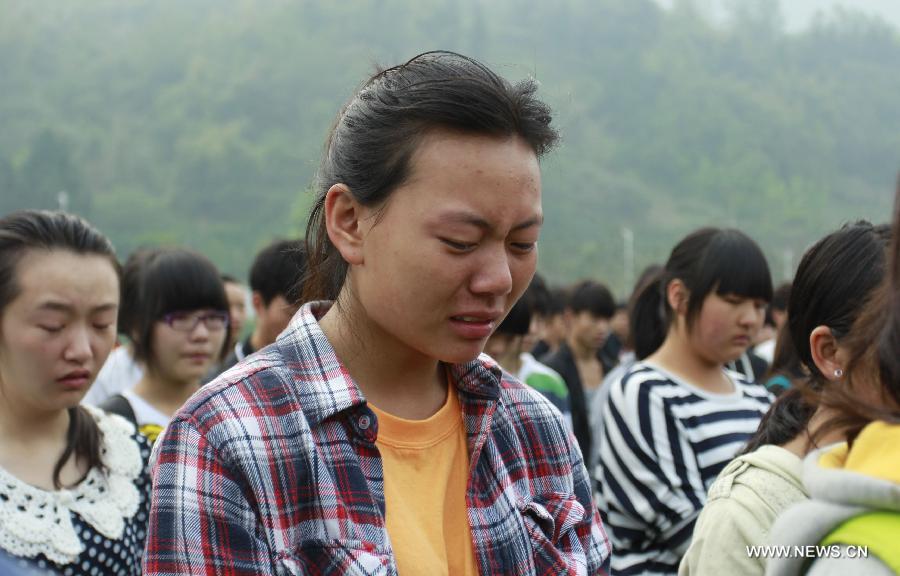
[598,300,630,373]
[530,285,568,358]
[221,274,248,352]
[542,279,615,468]
[597,227,773,575]
[0,210,150,574]
[681,220,890,576]
[100,248,229,443]
[767,187,900,576]
[484,279,572,430]
[216,238,306,374]
[81,249,154,406]
[753,282,791,364]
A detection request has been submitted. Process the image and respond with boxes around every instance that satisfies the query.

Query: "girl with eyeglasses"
[0,210,150,575]
[100,248,229,443]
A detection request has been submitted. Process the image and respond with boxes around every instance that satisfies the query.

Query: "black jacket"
[541,342,591,462]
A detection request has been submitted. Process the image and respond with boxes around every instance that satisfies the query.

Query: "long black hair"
[0,210,120,488]
[304,50,559,302]
[744,220,889,451]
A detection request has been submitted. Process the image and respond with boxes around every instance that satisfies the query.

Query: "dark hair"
[815,188,900,444]
[120,248,229,365]
[627,264,663,360]
[788,221,890,385]
[525,273,550,317]
[631,228,773,357]
[567,280,615,319]
[752,221,889,450]
[546,286,568,317]
[763,325,805,395]
[249,239,306,306]
[764,283,791,327]
[304,51,558,302]
[742,388,816,454]
[221,273,240,285]
[0,210,120,489]
[496,296,532,336]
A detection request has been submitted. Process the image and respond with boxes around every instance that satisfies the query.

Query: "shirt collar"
[276,302,503,428]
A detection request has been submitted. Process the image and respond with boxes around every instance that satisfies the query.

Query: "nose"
[469,245,513,298]
[738,302,763,328]
[63,326,92,364]
[188,320,211,341]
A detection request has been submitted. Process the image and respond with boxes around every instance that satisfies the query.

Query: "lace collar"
[0,406,143,565]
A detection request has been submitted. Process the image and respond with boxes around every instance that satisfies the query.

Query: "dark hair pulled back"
[304,51,559,302]
[788,221,890,385]
[0,210,120,489]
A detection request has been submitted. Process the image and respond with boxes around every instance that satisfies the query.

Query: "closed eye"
[440,238,476,252]
[510,242,536,253]
[39,325,64,333]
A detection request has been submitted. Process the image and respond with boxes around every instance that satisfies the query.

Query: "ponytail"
[54,406,106,489]
[629,271,667,360]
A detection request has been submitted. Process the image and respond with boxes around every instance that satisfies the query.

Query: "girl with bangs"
[101,248,229,444]
[596,227,774,575]
[0,211,150,575]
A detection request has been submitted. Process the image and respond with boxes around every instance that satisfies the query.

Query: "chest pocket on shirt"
[519,493,586,574]
[277,539,394,576]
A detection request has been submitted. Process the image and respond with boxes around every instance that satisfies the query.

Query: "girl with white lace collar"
[0,211,151,575]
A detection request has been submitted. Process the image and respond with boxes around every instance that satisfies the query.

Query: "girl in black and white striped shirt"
[596,227,774,575]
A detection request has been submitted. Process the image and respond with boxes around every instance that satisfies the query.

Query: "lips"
[183,352,212,364]
[58,369,91,390]
[449,311,502,340]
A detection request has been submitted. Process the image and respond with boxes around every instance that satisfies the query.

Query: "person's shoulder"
[172,343,294,431]
[728,369,774,403]
[608,361,680,399]
[495,364,569,429]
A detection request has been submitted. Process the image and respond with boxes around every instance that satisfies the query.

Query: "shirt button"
[358,415,371,430]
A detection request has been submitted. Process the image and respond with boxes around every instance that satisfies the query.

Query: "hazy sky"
[656,0,900,31]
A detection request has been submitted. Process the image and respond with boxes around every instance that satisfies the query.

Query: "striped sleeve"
[597,370,706,574]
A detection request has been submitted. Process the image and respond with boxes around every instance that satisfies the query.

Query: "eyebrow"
[437,211,543,233]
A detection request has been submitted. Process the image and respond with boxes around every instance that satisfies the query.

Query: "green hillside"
[2,0,897,297]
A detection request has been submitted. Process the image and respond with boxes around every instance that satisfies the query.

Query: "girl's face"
[148,309,227,386]
[349,131,542,364]
[0,250,119,413]
[689,292,766,365]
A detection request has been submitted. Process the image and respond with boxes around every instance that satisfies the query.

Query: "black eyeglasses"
[160,311,229,332]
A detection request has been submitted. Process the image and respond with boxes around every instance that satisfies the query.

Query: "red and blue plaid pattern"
[143,302,611,575]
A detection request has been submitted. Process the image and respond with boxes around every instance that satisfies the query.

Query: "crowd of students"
[0,50,897,576]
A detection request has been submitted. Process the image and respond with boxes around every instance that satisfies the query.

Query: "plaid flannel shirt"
[143,302,611,575]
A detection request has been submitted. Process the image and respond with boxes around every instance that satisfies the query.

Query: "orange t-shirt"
[369,389,479,576]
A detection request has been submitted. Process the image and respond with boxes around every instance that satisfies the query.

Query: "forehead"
[10,250,119,311]
[390,130,542,220]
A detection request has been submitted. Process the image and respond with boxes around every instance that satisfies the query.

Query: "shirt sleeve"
[598,375,707,571]
[566,431,613,575]
[142,416,274,575]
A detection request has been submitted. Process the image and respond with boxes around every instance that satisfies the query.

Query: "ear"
[324,183,366,266]
[251,291,265,315]
[666,279,689,316]
[809,325,843,381]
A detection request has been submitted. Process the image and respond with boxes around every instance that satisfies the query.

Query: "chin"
[438,344,487,365]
